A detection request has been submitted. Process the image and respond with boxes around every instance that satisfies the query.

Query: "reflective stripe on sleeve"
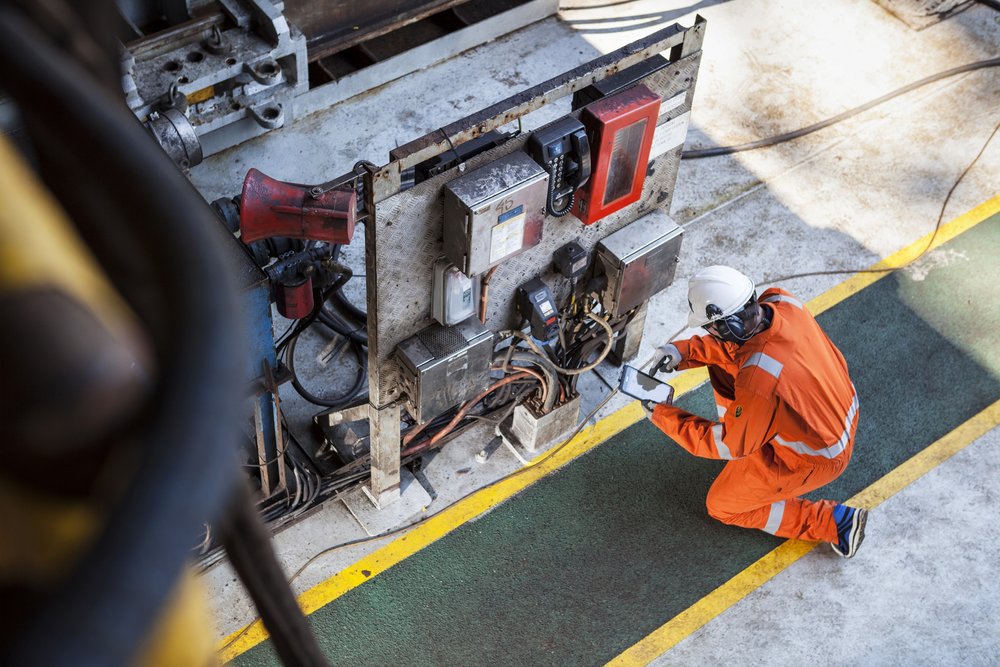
[763,500,786,535]
[716,403,727,419]
[761,294,803,309]
[773,390,860,459]
[742,352,784,379]
[711,423,733,460]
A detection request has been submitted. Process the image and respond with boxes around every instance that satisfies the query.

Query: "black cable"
[0,6,244,666]
[332,289,368,322]
[286,334,368,408]
[218,483,330,667]
[760,117,1000,286]
[287,455,318,510]
[242,437,288,469]
[329,244,368,322]
[318,304,368,344]
[219,388,618,655]
[319,333,352,368]
[548,192,575,217]
[283,317,366,409]
[682,58,1000,159]
[273,318,298,350]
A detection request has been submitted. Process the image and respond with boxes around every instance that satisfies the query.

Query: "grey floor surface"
[190,0,1000,663]
[656,427,1000,667]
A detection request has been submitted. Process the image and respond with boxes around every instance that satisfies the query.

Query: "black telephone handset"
[528,116,592,217]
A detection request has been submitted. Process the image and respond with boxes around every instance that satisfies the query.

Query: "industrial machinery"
[178,17,707,539]
[4,1,705,564]
[315,21,702,518]
[116,0,560,166]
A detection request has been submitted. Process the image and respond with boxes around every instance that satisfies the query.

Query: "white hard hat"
[687,265,755,328]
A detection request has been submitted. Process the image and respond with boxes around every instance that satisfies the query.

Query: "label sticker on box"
[649,111,691,160]
[660,92,686,116]
[490,205,525,263]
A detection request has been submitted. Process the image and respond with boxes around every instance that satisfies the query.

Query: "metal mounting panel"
[366,19,706,408]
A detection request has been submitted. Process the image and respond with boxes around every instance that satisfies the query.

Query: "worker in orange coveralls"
[645,265,867,557]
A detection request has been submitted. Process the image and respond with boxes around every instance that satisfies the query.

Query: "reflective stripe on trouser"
[705,443,851,542]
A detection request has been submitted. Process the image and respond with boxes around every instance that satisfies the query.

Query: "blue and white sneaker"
[831,504,868,558]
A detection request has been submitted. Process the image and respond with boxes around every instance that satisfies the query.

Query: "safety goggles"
[703,319,729,340]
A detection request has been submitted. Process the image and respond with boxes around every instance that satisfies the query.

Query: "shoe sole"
[832,508,868,559]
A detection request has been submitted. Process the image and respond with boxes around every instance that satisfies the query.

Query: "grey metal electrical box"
[395,318,494,423]
[442,151,549,277]
[595,210,684,317]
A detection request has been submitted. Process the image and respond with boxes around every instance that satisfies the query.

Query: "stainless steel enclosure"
[595,211,685,318]
[395,319,494,424]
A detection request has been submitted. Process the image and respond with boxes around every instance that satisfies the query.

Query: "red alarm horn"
[239,168,357,244]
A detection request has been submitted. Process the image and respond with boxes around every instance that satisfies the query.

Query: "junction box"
[499,395,581,453]
[595,211,684,317]
[442,151,549,277]
[395,318,494,424]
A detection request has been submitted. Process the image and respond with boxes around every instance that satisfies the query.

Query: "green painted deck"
[232,214,1000,666]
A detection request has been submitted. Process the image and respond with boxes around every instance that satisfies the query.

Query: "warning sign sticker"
[490,205,525,264]
[649,111,691,160]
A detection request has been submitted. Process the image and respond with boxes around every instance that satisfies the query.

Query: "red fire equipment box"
[572,84,661,225]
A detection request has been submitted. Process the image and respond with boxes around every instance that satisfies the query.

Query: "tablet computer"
[619,365,674,404]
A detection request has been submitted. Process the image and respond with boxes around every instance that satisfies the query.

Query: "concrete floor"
[192,0,1000,662]
[222,214,1000,666]
[657,427,1000,667]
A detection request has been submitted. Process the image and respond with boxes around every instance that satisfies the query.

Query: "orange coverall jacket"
[651,287,859,542]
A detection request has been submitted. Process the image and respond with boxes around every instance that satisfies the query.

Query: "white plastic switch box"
[432,258,479,325]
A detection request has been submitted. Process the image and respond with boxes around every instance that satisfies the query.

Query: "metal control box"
[442,151,549,276]
[395,318,494,423]
[595,210,684,317]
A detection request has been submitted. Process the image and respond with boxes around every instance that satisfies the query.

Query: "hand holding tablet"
[619,365,674,405]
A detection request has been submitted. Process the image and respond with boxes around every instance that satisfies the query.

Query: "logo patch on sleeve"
[734,406,743,417]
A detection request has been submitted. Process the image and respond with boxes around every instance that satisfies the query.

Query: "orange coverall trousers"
[704,367,853,543]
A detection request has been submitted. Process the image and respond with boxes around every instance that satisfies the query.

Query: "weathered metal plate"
[366,21,705,408]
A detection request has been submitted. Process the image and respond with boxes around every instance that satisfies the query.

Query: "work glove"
[652,343,681,374]
[641,400,657,419]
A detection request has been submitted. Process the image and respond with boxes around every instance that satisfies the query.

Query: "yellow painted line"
[222,393,650,661]
[806,195,1000,317]
[607,397,1000,666]
[221,194,1000,661]
[606,194,1000,666]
